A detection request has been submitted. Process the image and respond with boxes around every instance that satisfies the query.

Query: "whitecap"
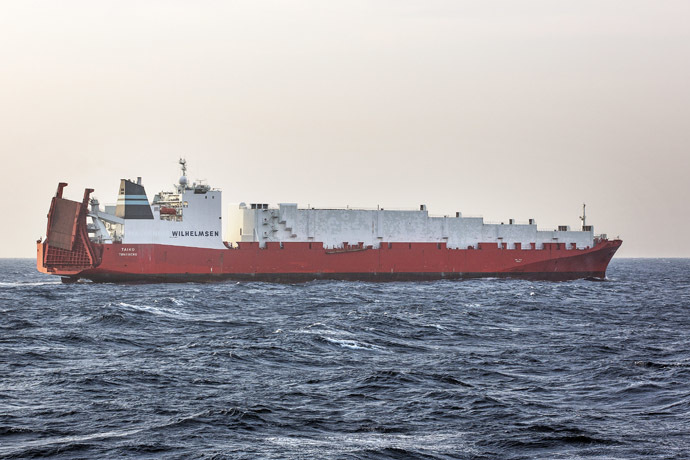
[265,432,469,455]
[0,281,62,287]
[321,336,384,351]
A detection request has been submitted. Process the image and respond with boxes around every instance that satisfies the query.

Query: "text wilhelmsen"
[171,230,220,237]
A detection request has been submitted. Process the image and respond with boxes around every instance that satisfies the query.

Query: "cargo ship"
[37,160,621,283]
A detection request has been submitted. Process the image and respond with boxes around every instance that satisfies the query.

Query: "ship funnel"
[115,179,153,220]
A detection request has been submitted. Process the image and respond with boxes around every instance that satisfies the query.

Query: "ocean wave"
[634,360,690,369]
[116,301,194,319]
[0,427,146,458]
[2,258,689,459]
[319,336,385,352]
[0,281,62,287]
[264,432,468,456]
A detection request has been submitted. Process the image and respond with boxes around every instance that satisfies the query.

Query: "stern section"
[37,183,101,277]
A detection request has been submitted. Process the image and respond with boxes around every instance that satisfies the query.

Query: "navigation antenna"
[580,203,586,230]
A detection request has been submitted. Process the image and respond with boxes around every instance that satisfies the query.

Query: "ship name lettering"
[119,247,138,257]
[171,230,220,237]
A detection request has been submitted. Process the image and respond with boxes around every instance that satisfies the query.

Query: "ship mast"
[580,203,586,230]
[178,158,189,192]
[179,158,187,177]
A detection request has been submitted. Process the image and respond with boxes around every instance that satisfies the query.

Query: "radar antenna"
[579,203,586,230]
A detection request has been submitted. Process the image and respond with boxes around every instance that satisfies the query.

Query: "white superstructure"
[86,160,225,250]
[86,160,596,252]
[228,203,595,250]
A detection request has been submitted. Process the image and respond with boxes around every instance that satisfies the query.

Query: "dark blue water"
[1,259,689,459]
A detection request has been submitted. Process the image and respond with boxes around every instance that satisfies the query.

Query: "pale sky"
[1,1,689,258]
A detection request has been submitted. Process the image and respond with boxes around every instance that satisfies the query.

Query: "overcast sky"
[1,1,688,258]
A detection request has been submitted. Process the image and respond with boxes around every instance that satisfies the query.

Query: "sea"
[1,258,689,459]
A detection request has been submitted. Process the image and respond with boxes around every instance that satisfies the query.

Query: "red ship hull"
[38,239,622,283]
